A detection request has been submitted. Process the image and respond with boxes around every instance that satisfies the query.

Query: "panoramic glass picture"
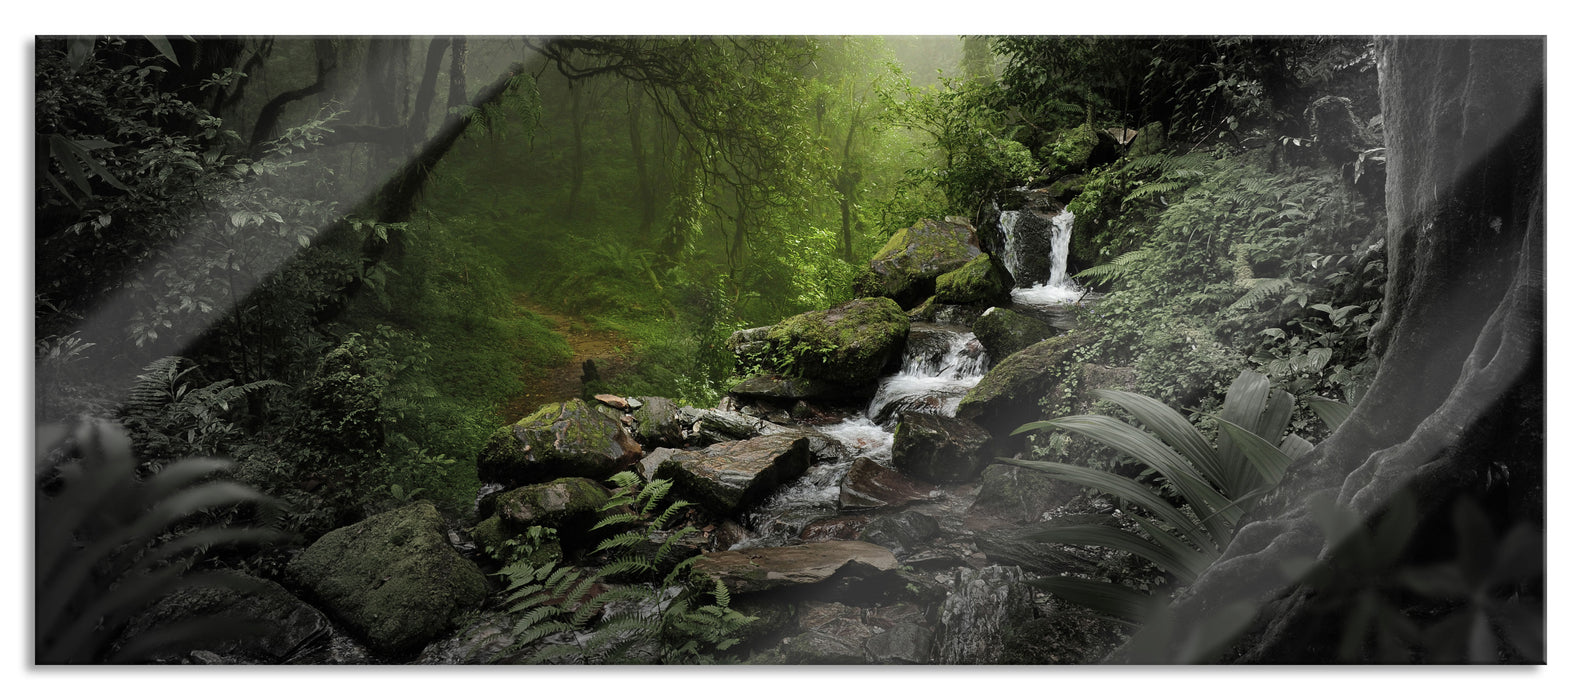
[34,35,1543,664]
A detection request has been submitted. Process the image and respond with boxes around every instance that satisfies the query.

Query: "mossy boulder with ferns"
[758,297,910,387]
[852,219,982,309]
[470,477,610,561]
[933,253,1014,307]
[477,399,644,488]
[286,502,489,657]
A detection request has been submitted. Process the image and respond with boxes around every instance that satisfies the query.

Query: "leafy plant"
[35,419,284,663]
[120,356,283,467]
[495,473,753,664]
[1003,370,1341,621]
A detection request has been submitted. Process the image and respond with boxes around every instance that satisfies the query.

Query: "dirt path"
[501,302,634,420]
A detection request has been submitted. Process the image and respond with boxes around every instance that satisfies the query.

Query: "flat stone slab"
[655,434,810,514]
[693,540,899,595]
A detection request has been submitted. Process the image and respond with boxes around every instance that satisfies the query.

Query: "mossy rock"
[956,328,1097,437]
[852,219,982,309]
[468,514,563,568]
[477,399,643,488]
[762,297,910,385]
[1046,123,1103,175]
[972,306,1054,367]
[286,502,489,657]
[1129,121,1166,158]
[934,253,1014,307]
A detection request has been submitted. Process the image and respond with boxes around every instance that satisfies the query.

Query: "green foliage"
[35,420,284,663]
[1006,370,1322,622]
[120,356,283,468]
[881,76,1037,215]
[497,473,754,664]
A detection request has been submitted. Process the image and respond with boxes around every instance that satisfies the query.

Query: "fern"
[1075,249,1151,286]
[121,356,283,465]
[1229,277,1295,310]
[494,474,754,664]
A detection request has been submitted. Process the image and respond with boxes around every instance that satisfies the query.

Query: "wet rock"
[591,394,629,409]
[655,434,811,514]
[694,540,899,597]
[861,511,940,556]
[782,630,868,664]
[798,514,868,542]
[866,622,935,664]
[934,253,1014,307]
[760,297,911,386]
[286,503,489,657]
[853,218,982,309]
[631,396,686,448]
[967,463,1084,526]
[414,611,515,664]
[999,597,1130,664]
[637,447,679,482]
[936,565,1035,664]
[477,399,643,487]
[686,407,772,445]
[892,411,994,484]
[972,306,1053,368]
[839,456,937,510]
[114,573,333,664]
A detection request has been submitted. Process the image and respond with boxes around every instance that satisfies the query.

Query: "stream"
[734,204,1086,550]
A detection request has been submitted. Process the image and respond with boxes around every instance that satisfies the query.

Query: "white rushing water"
[734,327,988,549]
[1009,209,1086,307]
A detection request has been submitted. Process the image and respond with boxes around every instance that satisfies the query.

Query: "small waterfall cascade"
[866,325,990,426]
[734,325,988,549]
[1009,208,1085,307]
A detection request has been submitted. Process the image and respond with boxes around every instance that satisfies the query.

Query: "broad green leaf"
[1027,523,1203,581]
[1091,389,1225,492]
[1217,370,1270,492]
[145,36,179,65]
[1208,416,1293,492]
[1252,388,1295,446]
[1025,576,1153,622]
[1306,395,1352,433]
[1002,458,1216,553]
[1049,415,1234,541]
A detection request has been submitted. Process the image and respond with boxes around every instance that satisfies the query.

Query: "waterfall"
[998,209,1023,282]
[866,325,989,426]
[1010,209,1085,307]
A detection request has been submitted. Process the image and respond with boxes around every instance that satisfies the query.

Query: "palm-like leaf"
[35,420,282,663]
[1005,370,1337,620]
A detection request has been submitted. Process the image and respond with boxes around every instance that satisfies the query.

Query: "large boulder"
[286,503,489,656]
[956,329,1095,436]
[860,511,940,556]
[655,434,811,514]
[891,411,994,484]
[972,306,1054,367]
[852,219,982,309]
[934,253,1014,307]
[693,540,899,598]
[759,297,910,386]
[477,399,643,487]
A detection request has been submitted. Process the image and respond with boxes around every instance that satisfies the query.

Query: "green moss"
[972,307,1053,366]
[934,253,1013,306]
[852,219,981,308]
[286,503,489,656]
[763,297,910,384]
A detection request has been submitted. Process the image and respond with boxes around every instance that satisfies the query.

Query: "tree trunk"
[1115,36,1544,664]
[409,37,451,149]
[628,85,655,238]
[446,37,468,111]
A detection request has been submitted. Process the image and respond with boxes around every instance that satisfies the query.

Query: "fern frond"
[1229,277,1294,310]
[592,531,647,554]
[649,501,692,531]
